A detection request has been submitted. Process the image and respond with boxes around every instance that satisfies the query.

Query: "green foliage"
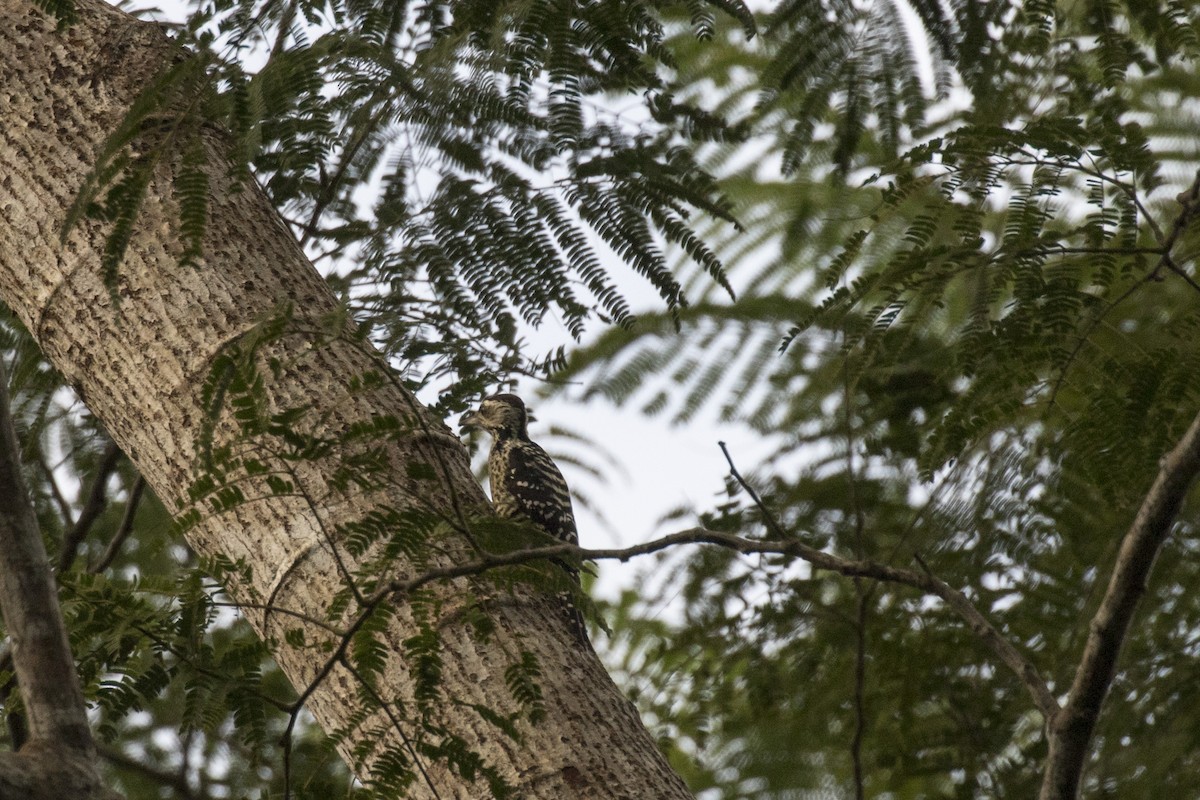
[32,0,74,26]
[551,1,1200,797]
[14,0,1200,796]
[765,0,952,173]
[75,0,758,415]
[62,49,222,298]
[503,650,546,725]
[56,563,345,797]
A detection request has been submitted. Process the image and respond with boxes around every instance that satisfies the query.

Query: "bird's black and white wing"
[490,440,579,547]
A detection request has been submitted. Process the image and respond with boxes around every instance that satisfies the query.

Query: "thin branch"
[368,527,1060,720]
[1049,169,1200,408]
[717,440,1056,721]
[90,476,144,574]
[840,344,869,800]
[1007,152,1162,240]
[209,601,346,637]
[717,441,788,539]
[851,592,868,800]
[1040,405,1200,799]
[267,0,298,60]
[1162,258,1200,295]
[297,94,400,251]
[179,728,194,800]
[290,462,367,607]
[32,447,73,527]
[57,441,122,573]
[1047,274,1155,406]
[1153,170,1200,274]
[338,658,442,800]
[1021,245,1163,257]
[125,623,293,714]
[97,744,199,800]
[279,593,392,799]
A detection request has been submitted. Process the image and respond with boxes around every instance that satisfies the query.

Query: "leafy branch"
[288,521,1060,724]
[1041,403,1200,798]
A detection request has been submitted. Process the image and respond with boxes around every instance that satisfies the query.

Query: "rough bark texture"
[0,362,92,755]
[0,2,694,797]
[0,743,121,800]
[0,364,119,800]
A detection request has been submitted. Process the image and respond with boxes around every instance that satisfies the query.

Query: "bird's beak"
[460,410,481,432]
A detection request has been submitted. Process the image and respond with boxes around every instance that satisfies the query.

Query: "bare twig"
[851,592,868,800]
[839,347,870,800]
[209,601,346,637]
[717,441,789,539]
[32,448,73,527]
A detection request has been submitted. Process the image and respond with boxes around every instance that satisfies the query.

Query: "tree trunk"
[0,2,693,797]
[0,360,119,800]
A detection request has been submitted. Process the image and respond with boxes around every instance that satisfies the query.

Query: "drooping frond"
[78,0,757,413]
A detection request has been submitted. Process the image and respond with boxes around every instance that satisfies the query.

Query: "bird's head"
[462,393,529,439]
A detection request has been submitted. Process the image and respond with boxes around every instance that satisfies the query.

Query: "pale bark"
[0,1,693,797]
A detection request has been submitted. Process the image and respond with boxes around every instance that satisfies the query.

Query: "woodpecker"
[463,393,589,645]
